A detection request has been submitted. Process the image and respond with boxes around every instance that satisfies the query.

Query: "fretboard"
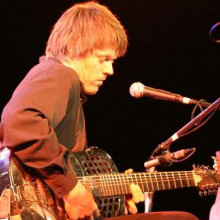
[80,171,199,197]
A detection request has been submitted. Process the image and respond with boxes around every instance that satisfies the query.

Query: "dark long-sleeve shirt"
[0,57,87,198]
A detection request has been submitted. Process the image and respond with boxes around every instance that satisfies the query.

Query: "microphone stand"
[143,97,220,213]
[153,97,220,156]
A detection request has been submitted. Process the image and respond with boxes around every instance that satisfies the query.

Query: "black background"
[1,1,220,219]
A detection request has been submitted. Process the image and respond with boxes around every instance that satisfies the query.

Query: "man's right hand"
[63,181,98,220]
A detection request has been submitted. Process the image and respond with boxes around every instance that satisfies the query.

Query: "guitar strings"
[76,171,218,196]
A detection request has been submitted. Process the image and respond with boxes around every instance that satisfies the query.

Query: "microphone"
[144,148,195,169]
[129,82,197,105]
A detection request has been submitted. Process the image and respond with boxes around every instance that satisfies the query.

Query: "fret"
[127,173,132,193]
[157,172,164,190]
[139,173,145,192]
[100,174,106,196]
[165,172,171,189]
[179,172,186,188]
[160,172,165,190]
[123,174,128,194]
[174,172,179,188]
[112,173,118,195]
[88,176,93,190]
[184,171,194,187]
[105,174,112,195]
[172,172,177,189]
[134,172,138,185]
[149,172,154,191]
[122,173,128,194]
[103,173,108,196]
[126,173,131,193]
[115,174,119,194]
[144,173,150,192]
[178,172,183,188]
[120,173,126,194]
[185,171,190,187]
[173,172,180,188]
[167,172,174,189]
[115,173,121,195]
[189,172,196,186]
[154,172,159,190]
[110,173,115,195]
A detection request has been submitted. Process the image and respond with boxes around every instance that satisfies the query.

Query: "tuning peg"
[196,165,206,170]
[194,164,202,169]
[212,189,217,195]
[212,157,219,170]
[199,191,205,197]
[202,165,209,170]
[208,190,213,195]
[200,190,208,196]
[211,156,216,160]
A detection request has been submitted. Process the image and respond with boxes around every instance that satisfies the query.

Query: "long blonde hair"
[46,1,128,61]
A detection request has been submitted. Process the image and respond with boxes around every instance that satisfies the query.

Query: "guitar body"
[0,147,125,219]
[0,147,67,220]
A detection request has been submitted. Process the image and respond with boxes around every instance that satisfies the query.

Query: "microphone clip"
[156,151,174,167]
[152,142,171,156]
[145,151,174,169]
[144,148,196,169]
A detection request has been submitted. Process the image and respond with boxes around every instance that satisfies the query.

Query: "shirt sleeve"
[0,64,81,198]
[209,188,220,220]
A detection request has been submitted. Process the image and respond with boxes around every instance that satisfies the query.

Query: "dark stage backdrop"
[1,1,220,219]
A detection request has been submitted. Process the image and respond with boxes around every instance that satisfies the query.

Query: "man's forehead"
[93,49,117,59]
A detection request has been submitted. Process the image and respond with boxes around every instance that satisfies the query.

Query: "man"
[209,151,220,220]
[0,1,198,219]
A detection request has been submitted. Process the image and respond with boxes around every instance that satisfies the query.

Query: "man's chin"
[84,87,99,95]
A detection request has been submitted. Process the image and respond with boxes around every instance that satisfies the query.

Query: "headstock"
[193,165,220,196]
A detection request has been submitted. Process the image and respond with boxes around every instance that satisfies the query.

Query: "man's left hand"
[124,169,145,214]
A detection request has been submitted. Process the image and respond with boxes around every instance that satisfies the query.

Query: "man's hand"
[213,151,220,175]
[209,152,220,220]
[63,181,99,220]
[124,169,145,214]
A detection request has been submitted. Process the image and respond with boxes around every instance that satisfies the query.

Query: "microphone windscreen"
[129,82,145,98]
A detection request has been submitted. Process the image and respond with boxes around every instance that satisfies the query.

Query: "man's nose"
[103,62,114,76]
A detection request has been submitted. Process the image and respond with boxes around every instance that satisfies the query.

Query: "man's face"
[74,49,117,95]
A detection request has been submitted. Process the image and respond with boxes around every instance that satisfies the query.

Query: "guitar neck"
[80,171,198,197]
